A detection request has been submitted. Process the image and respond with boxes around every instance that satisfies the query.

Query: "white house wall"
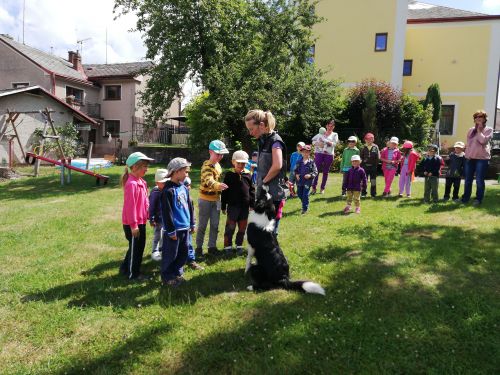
[0,93,76,164]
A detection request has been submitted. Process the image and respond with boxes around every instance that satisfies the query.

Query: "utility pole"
[22,0,26,44]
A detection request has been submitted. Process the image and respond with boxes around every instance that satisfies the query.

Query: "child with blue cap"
[195,140,229,257]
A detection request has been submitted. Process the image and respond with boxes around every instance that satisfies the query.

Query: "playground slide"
[25,152,109,185]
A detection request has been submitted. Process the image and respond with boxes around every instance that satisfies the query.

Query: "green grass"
[1,165,499,374]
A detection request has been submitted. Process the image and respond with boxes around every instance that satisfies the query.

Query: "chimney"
[68,51,77,64]
[68,50,86,76]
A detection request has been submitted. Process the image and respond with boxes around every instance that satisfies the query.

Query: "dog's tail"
[279,280,325,295]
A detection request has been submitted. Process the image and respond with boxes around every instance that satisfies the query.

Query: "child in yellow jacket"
[195,140,228,257]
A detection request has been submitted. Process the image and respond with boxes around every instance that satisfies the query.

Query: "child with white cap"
[380,137,401,196]
[221,150,255,255]
[288,141,305,197]
[160,157,196,287]
[294,144,317,214]
[342,154,367,214]
[149,168,169,262]
[443,141,466,202]
[119,151,154,280]
[340,136,360,196]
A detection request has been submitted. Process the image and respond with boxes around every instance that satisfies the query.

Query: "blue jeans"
[297,185,311,212]
[462,159,489,203]
[187,233,195,262]
[161,230,189,282]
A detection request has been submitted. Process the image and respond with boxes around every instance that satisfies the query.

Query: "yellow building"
[314,0,500,146]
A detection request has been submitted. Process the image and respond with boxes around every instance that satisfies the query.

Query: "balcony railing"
[82,103,101,118]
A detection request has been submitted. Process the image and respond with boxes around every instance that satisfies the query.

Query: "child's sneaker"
[236,246,245,256]
[311,188,317,195]
[343,205,351,214]
[187,261,205,270]
[355,207,361,214]
[151,251,162,262]
[223,246,233,256]
[195,247,204,259]
[320,189,325,194]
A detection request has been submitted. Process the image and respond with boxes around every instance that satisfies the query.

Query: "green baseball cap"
[126,152,154,167]
[209,140,229,154]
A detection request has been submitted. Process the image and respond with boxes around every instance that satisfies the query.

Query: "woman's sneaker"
[151,251,162,262]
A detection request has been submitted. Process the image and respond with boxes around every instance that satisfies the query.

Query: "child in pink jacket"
[380,137,402,196]
[398,141,420,197]
[119,152,154,280]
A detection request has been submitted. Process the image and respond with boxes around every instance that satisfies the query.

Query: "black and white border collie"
[245,187,325,295]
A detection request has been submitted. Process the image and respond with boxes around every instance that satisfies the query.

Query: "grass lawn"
[1,165,499,374]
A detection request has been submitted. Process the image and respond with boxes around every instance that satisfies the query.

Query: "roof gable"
[0,35,88,82]
[0,85,97,124]
[83,61,153,78]
[408,1,489,20]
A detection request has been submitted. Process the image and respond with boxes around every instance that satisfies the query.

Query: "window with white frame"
[439,105,455,135]
[104,120,120,137]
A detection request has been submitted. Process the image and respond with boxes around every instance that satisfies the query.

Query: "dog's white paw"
[247,285,254,291]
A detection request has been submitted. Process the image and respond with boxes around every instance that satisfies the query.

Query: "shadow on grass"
[50,321,172,375]
[21,260,245,309]
[168,223,500,374]
[0,169,123,201]
[0,167,202,201]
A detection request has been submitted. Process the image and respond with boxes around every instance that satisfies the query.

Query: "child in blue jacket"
[160,158,196,287]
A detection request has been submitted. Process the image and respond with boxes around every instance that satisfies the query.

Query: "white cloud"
[0,0,146,64]
[482,0,500,13]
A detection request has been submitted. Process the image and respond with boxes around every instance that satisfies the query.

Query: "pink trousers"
[383,169,397,193]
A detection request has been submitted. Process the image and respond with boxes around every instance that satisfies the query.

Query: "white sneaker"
[151,251,162,262]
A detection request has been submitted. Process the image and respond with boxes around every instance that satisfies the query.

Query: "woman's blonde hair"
[120,160,149,188]
[244,109,276,133]
[473,110,488,122]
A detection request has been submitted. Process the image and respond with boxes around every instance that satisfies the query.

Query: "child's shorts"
[226,205,250,222]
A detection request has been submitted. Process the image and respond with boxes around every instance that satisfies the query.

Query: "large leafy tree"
[114,0,342,149]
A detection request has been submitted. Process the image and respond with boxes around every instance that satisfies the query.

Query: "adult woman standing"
[461,110,493,205]
[245,109,286,234]
[311,120,339,194]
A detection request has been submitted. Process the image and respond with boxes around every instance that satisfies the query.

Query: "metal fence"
[132,118,190,145]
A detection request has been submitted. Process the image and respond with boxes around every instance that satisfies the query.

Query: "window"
[403,60,413,76]
[439,105,455,135]
[375,33,388,52]
[66,86,84,104]
[105,85,121,100]
[12,82,29,88]
[307,44,315,64]
[104,120,120,137]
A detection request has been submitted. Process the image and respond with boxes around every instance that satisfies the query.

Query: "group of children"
[121,139,257,286]
[287,131,467,214]
[120,132,467,284]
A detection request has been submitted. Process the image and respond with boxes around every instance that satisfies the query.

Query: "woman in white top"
[311,120,339,194]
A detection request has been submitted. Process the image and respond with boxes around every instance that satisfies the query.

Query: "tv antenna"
[77,37,91,55]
